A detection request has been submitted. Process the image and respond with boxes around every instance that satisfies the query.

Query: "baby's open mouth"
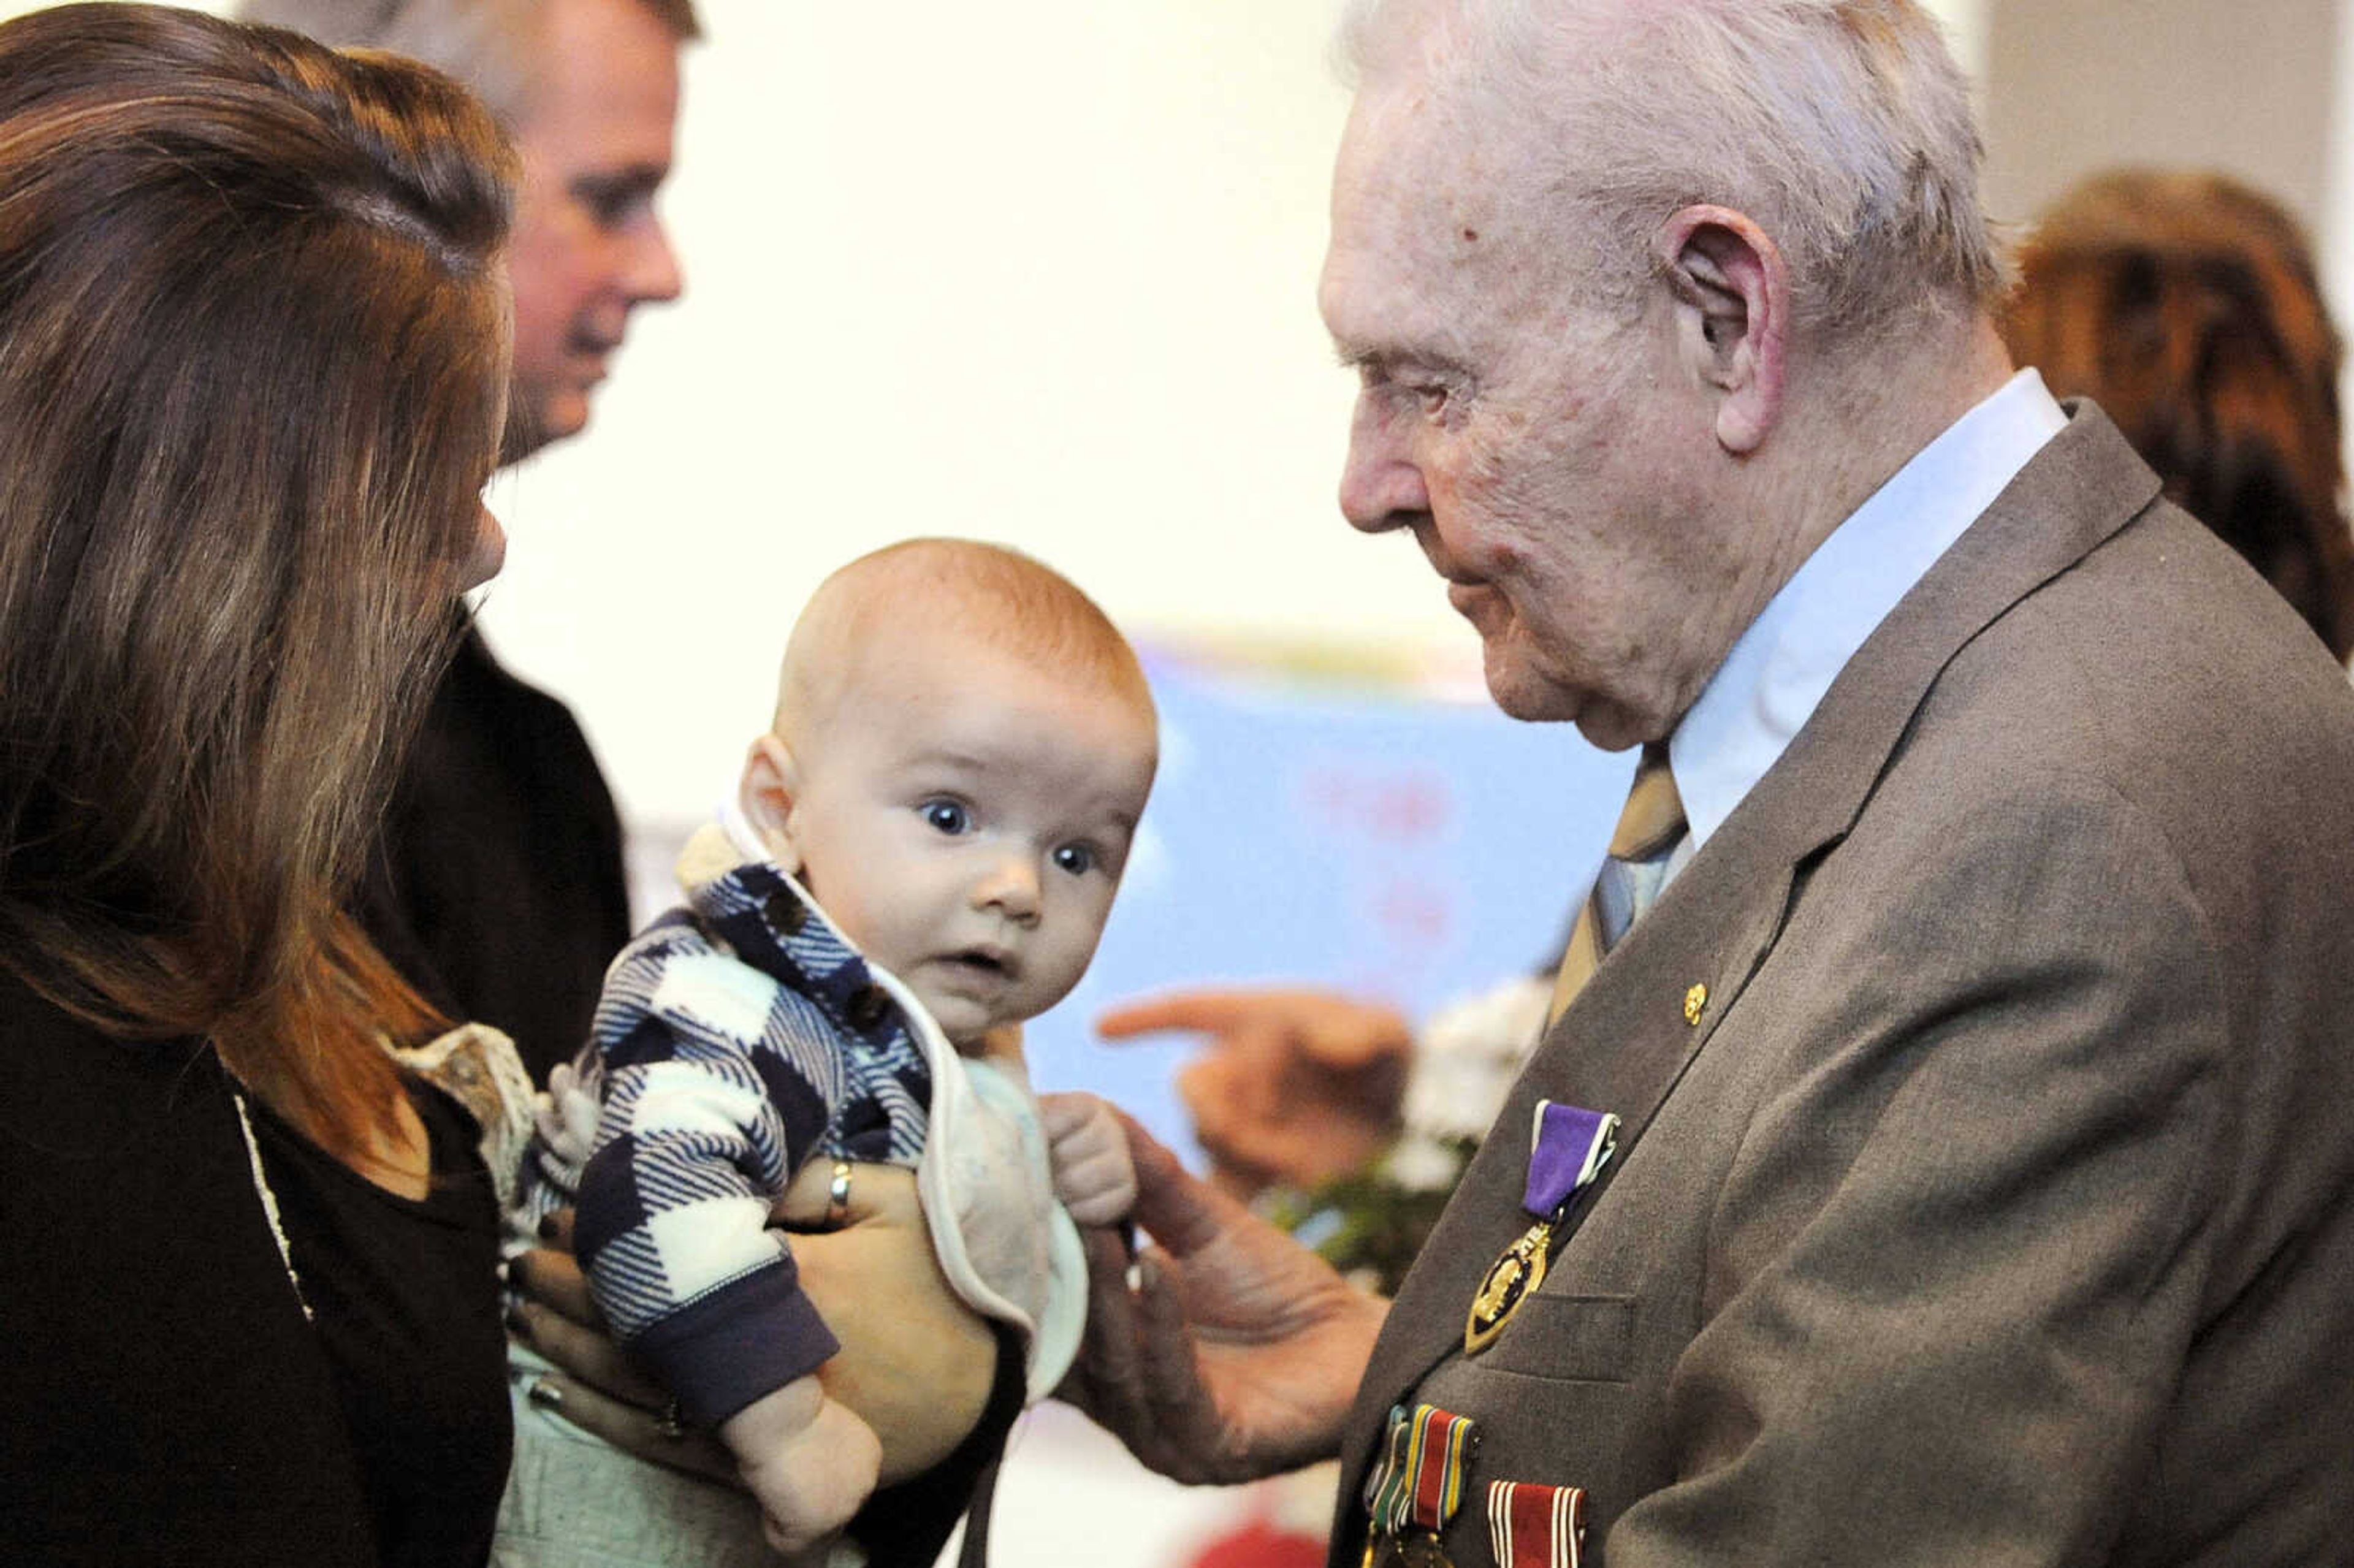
[946,950,1012,978]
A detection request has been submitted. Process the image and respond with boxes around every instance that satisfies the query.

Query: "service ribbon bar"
[1404,1404,1476,1533]
[1363,1404,1416,1538]
[1364,1403,1477,1538]
[1523,1101,1620,1218]
[1486,1480,1587,1568]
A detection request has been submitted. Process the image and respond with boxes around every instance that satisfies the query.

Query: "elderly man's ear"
[741,733,807,877]
[1656,205,1788,455]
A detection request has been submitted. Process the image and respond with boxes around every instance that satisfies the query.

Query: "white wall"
[490,1,1387,830]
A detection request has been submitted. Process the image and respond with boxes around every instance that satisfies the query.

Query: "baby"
[511,538,1151,1564]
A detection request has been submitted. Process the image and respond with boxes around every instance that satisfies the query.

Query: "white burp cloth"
[717,802,1086,1401]
[878,973,1087,1400]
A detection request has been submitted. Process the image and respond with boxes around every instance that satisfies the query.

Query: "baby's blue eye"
[1052,843,1095,877]
[921,800,970,835]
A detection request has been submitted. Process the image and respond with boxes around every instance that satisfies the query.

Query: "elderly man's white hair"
[1337,0,2009,339]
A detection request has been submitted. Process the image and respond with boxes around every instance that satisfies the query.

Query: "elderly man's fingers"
[524,1375,739,1486]
[509,1245,598,1327]
[508,1297,670,1409]
[1130,1251,1214,1470]
[1118,1107,1251,1261]
[1059,1224,1146,1424]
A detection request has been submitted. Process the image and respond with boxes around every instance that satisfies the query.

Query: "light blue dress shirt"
[1667,368,2069,858]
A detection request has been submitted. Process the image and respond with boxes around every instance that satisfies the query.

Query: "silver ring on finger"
[825,1159,853,1228]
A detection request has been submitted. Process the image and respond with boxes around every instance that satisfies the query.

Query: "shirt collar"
[1669,368,2068,849]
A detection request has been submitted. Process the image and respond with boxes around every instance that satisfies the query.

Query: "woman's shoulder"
[0,967,219,1155]
[0,973,379,1568]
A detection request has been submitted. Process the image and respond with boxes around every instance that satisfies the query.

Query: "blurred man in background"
[238,0,695,1079]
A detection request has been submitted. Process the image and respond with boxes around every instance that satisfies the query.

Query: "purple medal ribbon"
[1523,1100,1619,1219]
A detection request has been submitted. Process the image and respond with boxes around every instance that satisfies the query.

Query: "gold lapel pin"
[1683,982,1708,1027]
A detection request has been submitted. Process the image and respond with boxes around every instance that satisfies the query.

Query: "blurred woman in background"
[0,7,518,1564]
[2003,167,2354,661]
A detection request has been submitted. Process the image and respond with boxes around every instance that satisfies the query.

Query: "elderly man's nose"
[1339,398,1430,533]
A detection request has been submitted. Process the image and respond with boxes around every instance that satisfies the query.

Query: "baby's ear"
[741,733,805,875]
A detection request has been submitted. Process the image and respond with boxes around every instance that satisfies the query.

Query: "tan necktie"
[1548,747,1687,1024]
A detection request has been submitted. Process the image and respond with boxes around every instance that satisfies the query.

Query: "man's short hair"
[1337,0,2010,341]
[232,0,701,126]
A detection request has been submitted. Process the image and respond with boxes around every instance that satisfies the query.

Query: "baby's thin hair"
[777,538,1152,735]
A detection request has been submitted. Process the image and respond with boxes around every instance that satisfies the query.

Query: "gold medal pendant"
[1396,1532,1457,1567]
[1366,1532,1457,1567]
[1464,1216,1552,1354]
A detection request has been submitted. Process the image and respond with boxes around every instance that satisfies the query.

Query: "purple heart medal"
[1464,1100,1619,1355]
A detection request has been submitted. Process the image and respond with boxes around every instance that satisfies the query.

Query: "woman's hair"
[0,3,517,1163]
[2003,169,2354,659]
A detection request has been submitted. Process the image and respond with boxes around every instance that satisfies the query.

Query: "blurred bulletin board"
[1019,645,1636,1156]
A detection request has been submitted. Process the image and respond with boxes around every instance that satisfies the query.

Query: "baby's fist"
[1040,1090,1138,1227]
[727,1383,880,1559]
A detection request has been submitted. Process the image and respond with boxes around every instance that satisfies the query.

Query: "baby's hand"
[1040,1090,1138,1227]
[533,1062,601,1170]
[721,1376,881,1559]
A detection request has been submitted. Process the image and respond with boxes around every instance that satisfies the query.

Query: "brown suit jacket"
[1333,406,2354,1566]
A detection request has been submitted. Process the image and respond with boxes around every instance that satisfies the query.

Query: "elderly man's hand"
[512,1165,995,1490]
[1057,1108,1386,1485]
[1095,986,1412,1198]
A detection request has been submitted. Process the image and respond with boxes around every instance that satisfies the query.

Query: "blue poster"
[1023,649,1635,1162]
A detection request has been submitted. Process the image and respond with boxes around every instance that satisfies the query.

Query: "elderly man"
[1067,2,2354,1564]
[236,0,692,1079]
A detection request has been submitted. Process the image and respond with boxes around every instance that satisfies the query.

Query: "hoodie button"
[763,889,806,935]
[845,984,889,1031]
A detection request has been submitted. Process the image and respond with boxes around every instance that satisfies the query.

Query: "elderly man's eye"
[920,800,970,835]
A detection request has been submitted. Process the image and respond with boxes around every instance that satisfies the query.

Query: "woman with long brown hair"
[0,6,519,1563]
[2003,169,2354,661]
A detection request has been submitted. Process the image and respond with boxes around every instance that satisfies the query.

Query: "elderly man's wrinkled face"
[503,0,685,460]
[1319,85,1745,751]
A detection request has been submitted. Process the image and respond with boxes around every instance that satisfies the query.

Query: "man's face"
[1317,85,1748,750]
[772,631,1159,1048]
[503,0,685,460]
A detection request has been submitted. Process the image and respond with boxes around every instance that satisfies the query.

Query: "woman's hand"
[772,1160,997,1485]
[511,1164,996,1489]
[508,1214,737,1483]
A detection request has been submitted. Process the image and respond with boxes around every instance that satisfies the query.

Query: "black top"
[0,969,510,1568]
[250,1079,511,1568]
[358,623,632,1084]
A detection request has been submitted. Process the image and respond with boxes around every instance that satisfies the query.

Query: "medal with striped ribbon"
[1486,1480,1588,1567]
[1359,1403,1477,1567]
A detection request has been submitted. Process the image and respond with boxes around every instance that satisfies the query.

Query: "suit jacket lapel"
[1335,403,2164,1512]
